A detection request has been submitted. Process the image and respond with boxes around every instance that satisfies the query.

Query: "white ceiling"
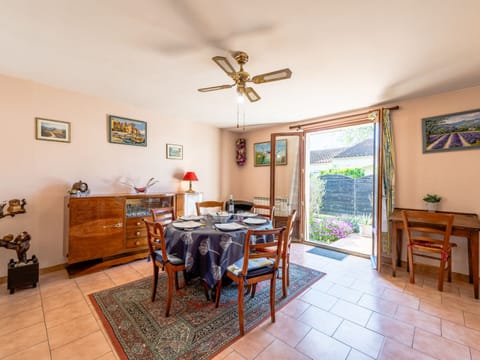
[2,0,480,129]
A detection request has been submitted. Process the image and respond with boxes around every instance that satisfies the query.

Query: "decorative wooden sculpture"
[236,138,246,166]
[0,199,26,218]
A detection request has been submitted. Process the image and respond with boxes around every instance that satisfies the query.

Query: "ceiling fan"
[198,51,292,102]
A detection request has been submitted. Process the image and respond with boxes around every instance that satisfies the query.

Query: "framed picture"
[166,144,183,160]
[254,139,287,166]
[422,109,480,153]
[35,118,71,143]
[108,115,147,146]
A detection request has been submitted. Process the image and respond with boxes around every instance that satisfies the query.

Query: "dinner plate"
[215,223,246,231]
[236,212,258,218]
[243,217,268,225]
[172,221,203,230]
[179,215,204,221]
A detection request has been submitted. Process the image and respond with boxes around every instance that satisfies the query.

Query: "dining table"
[163,213,273,294]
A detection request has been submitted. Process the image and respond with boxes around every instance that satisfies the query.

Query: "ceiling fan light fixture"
[212,56,236,76]
[252,68,292,84]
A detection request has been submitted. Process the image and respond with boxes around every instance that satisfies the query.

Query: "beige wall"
[0,74,221,276]
[224,85,480,275]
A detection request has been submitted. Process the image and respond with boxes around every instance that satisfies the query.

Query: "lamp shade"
[183,171,198,181]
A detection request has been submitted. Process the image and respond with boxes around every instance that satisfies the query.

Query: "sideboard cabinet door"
[67,197,125,264]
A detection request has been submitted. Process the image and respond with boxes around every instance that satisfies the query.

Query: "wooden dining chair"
[214,227,285,336]
[401,210,456,291]
[143,219,186,317]
[151,207,176,224]
[280,209,297,298]
[252,204,275,221]
[195,201,224,215]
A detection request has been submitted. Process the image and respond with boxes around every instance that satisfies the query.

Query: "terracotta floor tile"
[442,319,480,350]
[465,311,480,331]
[221,350,248,360]
[323,272,356,287]
[297,304,343,336]
[394,305,441,335]
[2,341,51,360]
[0,306,44,336]
[41,286,85,312]
[0,323,47,358]
[378,338,436,360]
[366,312,414,346]
[471,347,480,360]
[327,283,363,303]
[40,277,79,299]
[419,299,465,325]
[299,287,338,310]
[50,330,111,360]
[357,293,398,316]
[296,328,351,360]
[279,298,310,319]
[346,349,374,360]
[47,313,100,349]
[413,328,471,360]
[350,278,387,297]
[264,312,311,347]
[442,293,480,315]
[330,299,373,326]
[256,338,310,360]
[381,288,420,309]
[230,326,275,359]
[44,298,91,328]
[95,352,120,360]
[211,346,235,360]
[0,292,41,317]
[333,320,384,358]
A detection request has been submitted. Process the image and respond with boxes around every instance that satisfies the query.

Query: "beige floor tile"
[230,327,275,359]
[330,299,372,326]
[394,305,441,335]
[211,346,235,360]
[442,319,480,351]
[41,286,85,312]
[279,298,310,319]
[256,338,310,360]
[263,312,311,347]
[299,287,338,310]
[350,278,387,297]
[221,350,248,360]
[419,299,465,325]
[471,347,480,360]
[413,328,471,360]
[0,306,44,336]
[465,311,480,331]
[333,320,384,358]
[379,338,436,360]
[298,304,343,336]
[381,288,420,309]
[96,352,120,360]
[44,298,91,328]
[346,349,375,360]
[40,277,77,298]
[48,313,100,349]
[297,328,350,360]
[357,293,398,317]
[2,341,51,360]
[0,322,47,358]
[442,293,480,315]
[75,275,117,295]
[366,312,414,346]
[0,292,41,317]
[51,330,111,360]
[327,283,363,303]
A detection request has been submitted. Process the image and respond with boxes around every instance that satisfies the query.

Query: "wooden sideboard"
[64,193,175,275]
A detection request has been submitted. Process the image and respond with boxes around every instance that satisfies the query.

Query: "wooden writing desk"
[389,208,480,299]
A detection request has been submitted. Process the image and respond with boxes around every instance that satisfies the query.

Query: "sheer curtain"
[381,109,396,254]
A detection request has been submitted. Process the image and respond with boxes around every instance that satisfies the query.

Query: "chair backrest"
[239,227,285,276]
[401,210,454,250]
[143,218,168,261]
[252,204,275,221]
[151,207,175,225]
[196,201,224,215]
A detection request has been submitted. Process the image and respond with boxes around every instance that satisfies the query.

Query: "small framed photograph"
[108,115,147,146]
[166,144,183,160]
[254,139,287,166]
[35,118,71,143]
[422,109,480,153]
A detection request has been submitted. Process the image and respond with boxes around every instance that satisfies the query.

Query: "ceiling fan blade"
[244,87,261,102]
[198,84,235,92]
[212,56,236,76]
[251,68,292,84]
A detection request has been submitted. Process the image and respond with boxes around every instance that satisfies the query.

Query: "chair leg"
[165,269,174,317]
[214,280,222,308]
[407,248,415,284]
[438,258,447,292]
[151,264,159,302]
[270,277,276,324]
[447,251,452,283]
[238,279,245,336]
[174,272,179,290]
[250,284,257,298]
[282,261,288,298]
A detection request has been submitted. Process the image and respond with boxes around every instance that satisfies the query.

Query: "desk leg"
[471,231,479,299]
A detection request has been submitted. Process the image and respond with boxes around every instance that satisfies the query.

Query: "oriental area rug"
[90,263,325,360]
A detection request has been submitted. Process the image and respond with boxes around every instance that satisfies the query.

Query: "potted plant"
[358,213,372,237]
[423,194,441,212]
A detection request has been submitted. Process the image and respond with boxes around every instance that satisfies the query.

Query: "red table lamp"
[183,171,198,193]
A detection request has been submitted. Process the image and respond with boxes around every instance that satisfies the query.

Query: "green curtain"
[381,109,395,254]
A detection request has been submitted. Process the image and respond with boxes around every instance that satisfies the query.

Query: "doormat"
[90,263,325,360]
[307,247,349,260]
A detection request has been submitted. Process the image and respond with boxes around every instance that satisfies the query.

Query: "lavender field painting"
[422,109,480,153]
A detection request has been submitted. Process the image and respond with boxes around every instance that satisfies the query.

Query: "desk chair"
[143,219,186,317]
[196,201,224,215]
[401,210,455,291]
[252,204,275,221]
[215,227,285,335]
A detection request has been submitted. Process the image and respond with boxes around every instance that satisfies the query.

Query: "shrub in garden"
[310,216,354,243]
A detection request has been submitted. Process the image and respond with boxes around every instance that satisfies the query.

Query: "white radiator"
[253,196,290,217]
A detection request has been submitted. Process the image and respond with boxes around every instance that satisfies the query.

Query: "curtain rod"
[289,105,399,130]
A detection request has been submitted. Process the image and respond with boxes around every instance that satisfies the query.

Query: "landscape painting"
[35,118,70,143]
[422,109,480,153]
[108,115,147,146]
[254,139,287,166]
